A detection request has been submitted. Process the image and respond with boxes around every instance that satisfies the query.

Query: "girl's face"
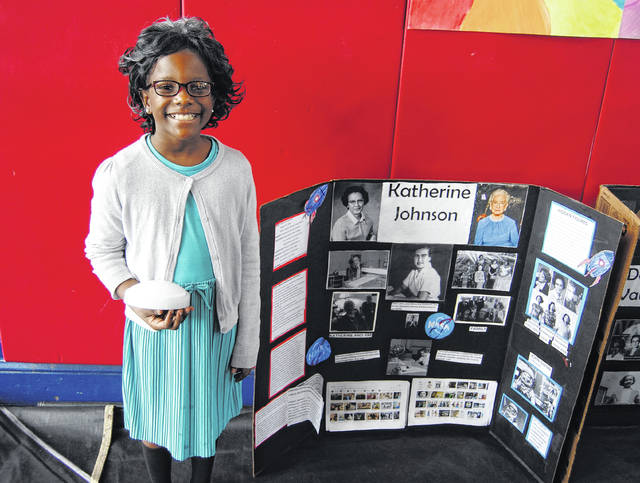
[142,49,214,147]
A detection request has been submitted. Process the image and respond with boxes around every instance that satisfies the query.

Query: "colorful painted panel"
[408,0,638,39]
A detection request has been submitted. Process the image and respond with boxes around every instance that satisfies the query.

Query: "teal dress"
[122,136,242,460]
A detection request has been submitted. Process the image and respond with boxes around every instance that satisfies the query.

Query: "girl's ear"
[141,90,150,113]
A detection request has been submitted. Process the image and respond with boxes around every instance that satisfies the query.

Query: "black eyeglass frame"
[143,80,214,97]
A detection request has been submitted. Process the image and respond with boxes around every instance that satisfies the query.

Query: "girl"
[85,17,259,483]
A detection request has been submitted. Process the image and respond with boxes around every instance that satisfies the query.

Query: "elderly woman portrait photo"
[471,185,527,248]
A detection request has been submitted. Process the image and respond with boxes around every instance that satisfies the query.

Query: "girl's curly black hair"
[118,17,243,132]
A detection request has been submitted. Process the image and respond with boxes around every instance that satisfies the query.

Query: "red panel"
[0,1,405,364]
[582,39,640,206]
[183,0,407,207]
[0,3,179,363]
[392,29,613,200]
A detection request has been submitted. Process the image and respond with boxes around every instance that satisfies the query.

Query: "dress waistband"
[180,278,216,311]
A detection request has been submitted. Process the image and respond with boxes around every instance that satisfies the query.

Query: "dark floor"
[0,405,638,482]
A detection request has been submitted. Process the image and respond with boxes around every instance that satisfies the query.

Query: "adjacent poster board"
[589,186,640,426]
[254,180,625,482]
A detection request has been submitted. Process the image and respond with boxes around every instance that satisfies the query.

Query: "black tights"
[141,444,171,483]
[190,455,215,483]
[141,443,215,483]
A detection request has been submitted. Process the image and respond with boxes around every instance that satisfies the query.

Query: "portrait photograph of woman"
[469,184,528,248]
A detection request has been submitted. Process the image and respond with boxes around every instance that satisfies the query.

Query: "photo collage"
[325,182,528,347]
[524,259,588,351]
[321,182,525,430]
[325,381,409,431]
[328,390,403,422]
[496,200,599,461]
[510,355,562,422]
[265,180,530,436]
[325,378,497,431]
[408,378,496,426]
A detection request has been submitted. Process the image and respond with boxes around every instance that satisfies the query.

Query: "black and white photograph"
[330,182,382,242]
[606,319,640,360]
[498,393,528,433]
[511,355,563,422]
[451,250,517,291]
[386,244,452,302]
[532,264,551,295]
[385,339,432,376]
[563,279,585,313]
[525,259,588,345]
[329,292,379,333]
[548,272,569,306]
[326,250,389,289]
[595,371,640,405]
[453,294,510,326]
[405,313,420,328]
[468,183,528,248]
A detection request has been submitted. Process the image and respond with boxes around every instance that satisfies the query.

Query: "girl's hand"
[231,367,252,382]
[130,306,194,331]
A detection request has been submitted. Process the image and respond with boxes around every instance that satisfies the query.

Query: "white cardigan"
[85,135,260,368]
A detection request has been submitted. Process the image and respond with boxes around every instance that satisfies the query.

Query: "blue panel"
[0,363,122,404]
[0,362,254,406]
[242,371,255,406]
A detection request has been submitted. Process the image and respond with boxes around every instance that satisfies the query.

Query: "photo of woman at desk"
[326,250,389,289]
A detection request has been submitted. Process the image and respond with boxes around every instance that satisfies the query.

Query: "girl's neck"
[149,134,211,167]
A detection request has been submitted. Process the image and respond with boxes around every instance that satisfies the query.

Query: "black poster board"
[588,186,640,427]
[253,180,623,482]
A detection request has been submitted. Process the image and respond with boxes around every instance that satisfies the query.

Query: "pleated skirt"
[122,278,242,461]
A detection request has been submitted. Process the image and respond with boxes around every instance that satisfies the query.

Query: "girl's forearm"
[116,278,139,299]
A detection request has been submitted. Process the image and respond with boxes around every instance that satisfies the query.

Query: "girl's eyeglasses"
[144,80,213,97]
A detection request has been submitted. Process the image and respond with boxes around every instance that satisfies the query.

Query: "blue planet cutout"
[306,337,331,366]
[425,313,454,339]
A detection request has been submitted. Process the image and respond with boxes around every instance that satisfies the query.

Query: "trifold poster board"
[253,180,624,482]
[589,186,640,426]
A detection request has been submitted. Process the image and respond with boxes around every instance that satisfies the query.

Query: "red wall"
[185,0,406,206]
[582,39,640,206]
[1,1,638,364]
[392,30,613,201]
[0,1,179,364]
